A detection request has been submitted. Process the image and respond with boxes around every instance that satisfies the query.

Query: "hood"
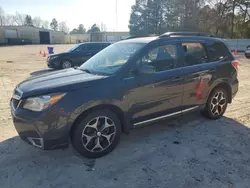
[17,68,107,98]
[48,52,69,57]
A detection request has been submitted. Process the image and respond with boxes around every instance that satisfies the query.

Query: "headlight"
[23,93,65,112]
[49,56,58,61]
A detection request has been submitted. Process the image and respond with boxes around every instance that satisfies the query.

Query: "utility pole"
[116,0,118,31]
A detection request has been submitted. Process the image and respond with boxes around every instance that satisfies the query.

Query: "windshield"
[80,42,145,75]
[66,44,81,52]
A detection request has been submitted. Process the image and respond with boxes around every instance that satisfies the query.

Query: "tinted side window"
[207,41,231,61]
[182,43,208,66]
[86,44,99,51]
[97,44,109,50]
[75,45,86,52]
[142,44,178,72]
[86,44,109,51]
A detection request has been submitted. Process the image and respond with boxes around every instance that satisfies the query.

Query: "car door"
[82,43,101,62]
[180,40,215,109]
[125,41,185,125]
[71,44,87,66]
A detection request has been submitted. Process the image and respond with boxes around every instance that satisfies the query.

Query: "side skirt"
[133,106,200,127]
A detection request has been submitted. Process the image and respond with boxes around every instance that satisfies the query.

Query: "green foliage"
[129,0,250,38]
[25,15,33,26]
[78,24,86,34]
[87,24,101,33]
[70,24,86,34]
[50,18,58,31]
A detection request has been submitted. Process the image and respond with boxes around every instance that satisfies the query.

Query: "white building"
[0,26,65,45]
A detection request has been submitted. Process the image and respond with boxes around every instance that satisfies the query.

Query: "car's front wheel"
[71,109,121,158]
[202,88,228,120]
[61,60,72,69]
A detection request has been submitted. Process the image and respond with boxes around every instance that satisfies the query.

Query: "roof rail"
[159,32,213,38]
[125,34,157,40]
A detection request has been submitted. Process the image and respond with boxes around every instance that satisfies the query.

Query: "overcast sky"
[1,0,135,31]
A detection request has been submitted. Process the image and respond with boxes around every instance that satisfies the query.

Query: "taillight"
[232,60,239,72]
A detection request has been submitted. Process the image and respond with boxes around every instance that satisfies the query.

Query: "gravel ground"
[0,45,250,188]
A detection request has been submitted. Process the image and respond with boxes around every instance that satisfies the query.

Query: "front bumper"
[47,58,61,69]
[231,78,239,100]
[10,98,70,150]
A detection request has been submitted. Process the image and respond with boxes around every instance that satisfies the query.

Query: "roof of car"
[119,35,225,44]
[80,42,111,45]
[119,37,158,44]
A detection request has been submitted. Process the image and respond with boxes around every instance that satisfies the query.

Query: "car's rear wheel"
[61,60,72,69]
[202,88,228,120]
[71,109,121,158]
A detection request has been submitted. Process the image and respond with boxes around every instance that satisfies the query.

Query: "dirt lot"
[0,45,250,188]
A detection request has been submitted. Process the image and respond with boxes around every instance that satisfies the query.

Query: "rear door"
[83,43,108,62]
[71,44,86,65]
[181,40,216,108]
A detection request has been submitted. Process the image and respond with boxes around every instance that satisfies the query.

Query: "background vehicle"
[11,32,239,158]
[245,45,250,59]
[47,42,111,69]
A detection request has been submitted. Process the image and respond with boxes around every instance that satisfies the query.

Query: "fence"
[224,39,250,52]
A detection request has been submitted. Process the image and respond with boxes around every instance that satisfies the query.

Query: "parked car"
[245,45,250,59]
[47,42,111,69]
[11,32,239,158]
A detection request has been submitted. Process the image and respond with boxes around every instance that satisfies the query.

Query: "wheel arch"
[209,82,232,103]
[70,104,131,141]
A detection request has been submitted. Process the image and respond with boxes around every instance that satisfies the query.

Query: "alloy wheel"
[81,116,116,152]
[62,61,72,69]
[210,91,227,116]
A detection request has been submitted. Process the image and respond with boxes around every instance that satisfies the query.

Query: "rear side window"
[182,43,208,66]
[99,44,110,50]
[86,43,109,51]
[86,44,99,51]
[207,41,232,61]
[78,45,86,51]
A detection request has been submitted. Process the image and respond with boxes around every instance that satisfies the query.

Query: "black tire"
[71,109,121,158]
[202,88,228,120]
[61,60,72,69]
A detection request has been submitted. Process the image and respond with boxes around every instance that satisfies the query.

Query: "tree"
[87,24,101,33]
[32,16,42,27]
[129,0,148,36]
[69,28,78,34]
[4,14,15,26]
[25,15,33,26]
[50,18,58,31]
[58,21,70,33]
[13,12,26,25]
[128,0,250,38]
[41,20,49,29]
[0,6,5,26]
[69,24,86,34]
[78,24,86,34]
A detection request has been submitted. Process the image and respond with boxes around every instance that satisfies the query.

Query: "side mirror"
[139,65,156,75]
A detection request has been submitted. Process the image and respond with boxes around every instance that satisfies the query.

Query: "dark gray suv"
[10,32,239,158]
